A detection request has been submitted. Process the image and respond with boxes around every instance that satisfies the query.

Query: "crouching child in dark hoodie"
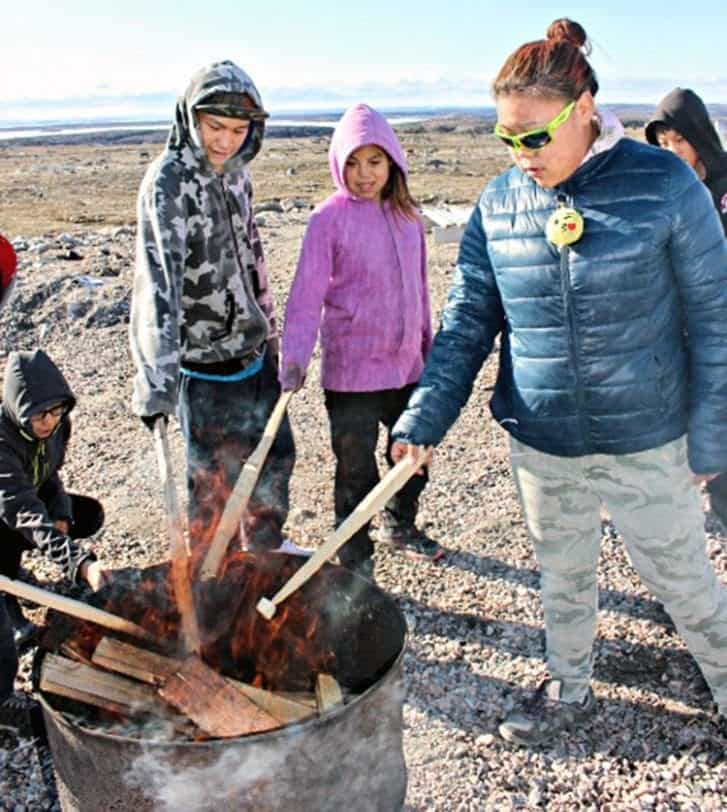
[0,349,109,656]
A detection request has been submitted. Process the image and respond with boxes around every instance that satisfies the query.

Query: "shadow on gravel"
[403,653,726,764]
[442,549,681,630]
[399,596,713,705]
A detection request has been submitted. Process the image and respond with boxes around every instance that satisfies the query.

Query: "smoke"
[125,738,289,811]
[123,676,407,811]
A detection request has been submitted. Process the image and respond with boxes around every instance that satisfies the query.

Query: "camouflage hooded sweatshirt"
[0,350,94,584]
[130,61,277,417]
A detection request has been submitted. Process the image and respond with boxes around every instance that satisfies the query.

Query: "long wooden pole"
[153,420,201,653]
[200,391,293,581]
[256,448,429,620]
[0,575,155,642]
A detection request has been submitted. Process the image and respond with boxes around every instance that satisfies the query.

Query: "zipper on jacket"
[557,192,589,447]
[33,440,47,487]
[219,176,268,336]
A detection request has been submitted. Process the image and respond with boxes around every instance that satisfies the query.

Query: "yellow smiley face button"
[546,207,584,246]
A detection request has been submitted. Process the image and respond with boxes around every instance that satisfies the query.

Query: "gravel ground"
[1,210,726,810]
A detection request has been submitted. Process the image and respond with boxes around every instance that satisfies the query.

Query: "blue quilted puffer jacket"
[394,138,727,474]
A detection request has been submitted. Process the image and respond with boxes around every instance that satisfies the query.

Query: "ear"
[575,91,596,123]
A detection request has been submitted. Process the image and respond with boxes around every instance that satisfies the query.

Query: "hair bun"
[546,18,590,54]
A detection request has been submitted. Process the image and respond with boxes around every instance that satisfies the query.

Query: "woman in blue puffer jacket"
[393,18,727,747]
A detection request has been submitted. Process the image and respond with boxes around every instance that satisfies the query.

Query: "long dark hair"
[381,160,419,222]
[492,18,599,101]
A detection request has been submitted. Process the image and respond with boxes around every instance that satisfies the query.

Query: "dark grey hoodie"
[646,88,727,233]
[0,350,93,583]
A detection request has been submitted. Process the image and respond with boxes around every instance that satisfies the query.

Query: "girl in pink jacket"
[280,103,443,578]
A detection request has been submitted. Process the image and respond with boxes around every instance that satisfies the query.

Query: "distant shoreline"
[1,103,725,149]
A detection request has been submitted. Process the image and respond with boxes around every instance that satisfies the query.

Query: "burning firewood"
[41,654,171,721]
[159,655,281,738]
[92,636,315,724]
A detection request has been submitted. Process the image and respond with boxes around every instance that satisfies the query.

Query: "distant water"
[0,115,428,142]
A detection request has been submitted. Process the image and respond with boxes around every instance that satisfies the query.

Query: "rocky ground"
[0,121,726,810]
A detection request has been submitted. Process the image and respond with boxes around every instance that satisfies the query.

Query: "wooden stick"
[200,391,293,581]
[315,673,343,713]
[92,636,176,686]
[0,575,155,642]
[231,680,314,723]
[256,449,429,620]
[159,655,280,737]
[153,419,201,654]
[40,653,166,718]
[92,637,314,723]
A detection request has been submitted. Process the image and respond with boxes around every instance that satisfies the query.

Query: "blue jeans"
[178,350,295,553]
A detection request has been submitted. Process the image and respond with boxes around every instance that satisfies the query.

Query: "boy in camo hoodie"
[130,60,296,556]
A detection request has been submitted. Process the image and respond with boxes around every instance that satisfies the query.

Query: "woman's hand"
[391,442,433,475]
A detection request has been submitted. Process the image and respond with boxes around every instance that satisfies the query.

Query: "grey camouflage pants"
[510,434,727,713]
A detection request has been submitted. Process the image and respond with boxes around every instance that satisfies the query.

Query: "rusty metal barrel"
[36,556,409,812]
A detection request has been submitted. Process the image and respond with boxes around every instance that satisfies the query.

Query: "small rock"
[254,201,284,215]
[58,249,83,261]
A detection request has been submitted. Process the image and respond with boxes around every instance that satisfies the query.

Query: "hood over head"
[2,349,76,433]
[645,88,726,176]
[0,235,17,309]
[329,104,408,197]
[168,60,267,172]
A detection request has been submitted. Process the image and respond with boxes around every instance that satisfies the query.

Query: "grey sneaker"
[498,679,596,746]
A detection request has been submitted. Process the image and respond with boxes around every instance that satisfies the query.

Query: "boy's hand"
[53,519,70,535]
[281,362,306,392]
[79,560,110,591]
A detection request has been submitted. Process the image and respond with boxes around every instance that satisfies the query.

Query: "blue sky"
[2,1,726,122]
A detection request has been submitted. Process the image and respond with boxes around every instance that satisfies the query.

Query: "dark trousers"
[178,351,295,554]
[0,492,104,580]
[0,599,17,703]
[324,385,428,568]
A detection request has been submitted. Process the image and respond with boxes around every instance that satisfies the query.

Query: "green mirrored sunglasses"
[494,100,577,151]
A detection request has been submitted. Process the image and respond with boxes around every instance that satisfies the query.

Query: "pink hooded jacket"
[279,103,432,392]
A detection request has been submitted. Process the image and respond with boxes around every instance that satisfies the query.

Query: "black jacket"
[0,350,93,583]
[646,88,727,233]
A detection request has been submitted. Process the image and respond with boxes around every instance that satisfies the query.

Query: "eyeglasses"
[31,403,67,422]
[494,100,577,151]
